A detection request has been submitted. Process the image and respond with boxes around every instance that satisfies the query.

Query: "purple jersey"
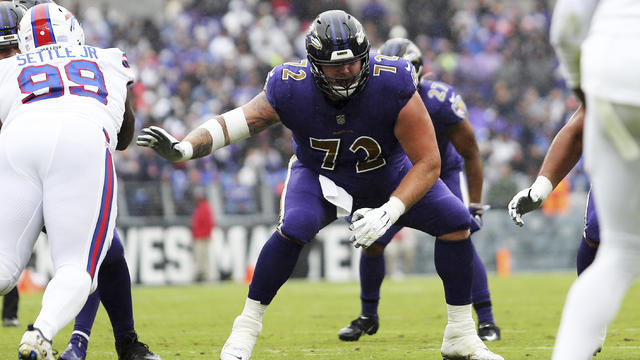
[417,80,468,175]
[264,54,417,198]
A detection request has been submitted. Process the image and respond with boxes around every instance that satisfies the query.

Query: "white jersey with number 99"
[0,45,135,149]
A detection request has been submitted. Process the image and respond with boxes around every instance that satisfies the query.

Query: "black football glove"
[508,188,544,227]
[136,126,189,162]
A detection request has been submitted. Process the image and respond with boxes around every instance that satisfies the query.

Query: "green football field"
[2,272,640,359]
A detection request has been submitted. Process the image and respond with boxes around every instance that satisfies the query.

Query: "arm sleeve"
[550,0,600,88]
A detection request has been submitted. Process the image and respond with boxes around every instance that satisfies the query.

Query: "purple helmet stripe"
[329,14,338,51]
[338,17,346,49]
[6,6,15,28]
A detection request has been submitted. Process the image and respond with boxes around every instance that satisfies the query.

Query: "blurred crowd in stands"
[67,0,584,218]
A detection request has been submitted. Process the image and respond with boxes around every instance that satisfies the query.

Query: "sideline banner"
[30,205,585,285]
[31,222,363,285]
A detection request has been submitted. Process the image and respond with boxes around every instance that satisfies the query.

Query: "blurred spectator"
[486,163,519,209]
[191,187,215,282]
[384,228,418,279]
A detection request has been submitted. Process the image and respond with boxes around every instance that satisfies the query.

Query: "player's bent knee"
[280,210,325,243]
[363,242,386,257]
[438,229,470,241]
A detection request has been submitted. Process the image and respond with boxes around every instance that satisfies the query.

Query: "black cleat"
[478,322,501,342]
[115,331,162,360]
[338,315,379,341]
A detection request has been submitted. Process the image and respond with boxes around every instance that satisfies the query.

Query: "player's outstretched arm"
[349,91,439,249]
[136,91,280,161]
[116,87,136,151]
[538,105,584,186]
[508,106,585,226]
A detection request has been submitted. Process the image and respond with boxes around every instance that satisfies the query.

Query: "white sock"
[71,330,90,342]
[33,265,91,340]
[553,231,640,360]
[447,304,473,324]
[241,298,267,322]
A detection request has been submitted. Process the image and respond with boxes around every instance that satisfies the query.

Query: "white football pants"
[552,95,640,359]
[0,115,116,340]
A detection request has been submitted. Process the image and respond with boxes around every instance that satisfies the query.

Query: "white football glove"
[136,126,192,162]
[508,176,553,227]
[349,197,405,249]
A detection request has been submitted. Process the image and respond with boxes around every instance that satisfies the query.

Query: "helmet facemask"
[308,51,370,101]
[305,10,370,101]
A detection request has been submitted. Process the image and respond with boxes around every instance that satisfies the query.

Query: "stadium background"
[31,0,586,285]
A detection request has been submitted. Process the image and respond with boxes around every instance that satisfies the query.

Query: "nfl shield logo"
[336,114,346,125]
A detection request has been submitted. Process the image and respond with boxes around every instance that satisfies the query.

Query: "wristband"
[174,141,193,161]
[469,203,490,215]
[531,176,553,202]
[197,108,250,152]
[469,203,489,210]
[381,196,405,224]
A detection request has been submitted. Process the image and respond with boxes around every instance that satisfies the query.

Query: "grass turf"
[2,272,639,359]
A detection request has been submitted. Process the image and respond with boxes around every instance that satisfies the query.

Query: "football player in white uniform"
[0,3,134,358]
[0,0,26,329]
[0,1,160,359]
[550,0,640,358]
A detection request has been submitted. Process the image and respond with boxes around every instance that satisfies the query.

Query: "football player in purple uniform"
[508,106,606,353]
[337,37,500,343]
[0,1,159,359]
[138,10,503,360]
[508,107,598,276]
